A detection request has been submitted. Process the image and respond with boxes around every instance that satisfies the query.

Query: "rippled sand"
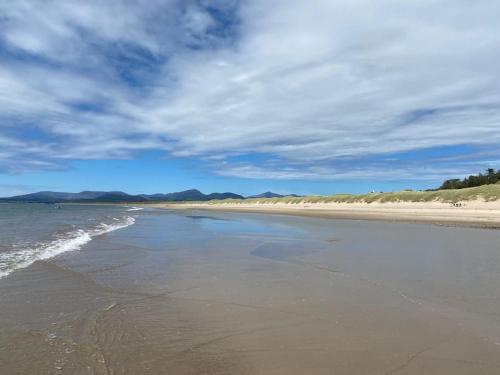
[1,209,500,374]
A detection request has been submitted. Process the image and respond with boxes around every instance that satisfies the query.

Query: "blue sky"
[0,0,499,197]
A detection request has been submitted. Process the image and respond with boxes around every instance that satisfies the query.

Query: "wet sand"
[148,200,500,228]
[1,209,500,374]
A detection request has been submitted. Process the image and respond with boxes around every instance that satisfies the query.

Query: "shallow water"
[0,203,137,278]
[1,208,500,374]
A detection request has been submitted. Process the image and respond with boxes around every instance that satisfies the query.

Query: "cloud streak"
[0,0,499,181]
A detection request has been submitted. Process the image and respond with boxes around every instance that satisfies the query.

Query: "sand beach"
[1,206,500,374]
[147,199,500,228]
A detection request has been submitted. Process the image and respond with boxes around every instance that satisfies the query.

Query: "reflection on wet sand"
[1,210,500,374]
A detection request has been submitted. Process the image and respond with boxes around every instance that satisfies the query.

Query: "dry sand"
[146,200,500,228]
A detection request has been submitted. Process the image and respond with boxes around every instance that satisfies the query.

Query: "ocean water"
[0,203,139,278]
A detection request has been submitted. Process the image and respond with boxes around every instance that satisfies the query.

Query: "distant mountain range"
[0,190,146,203]
[0,189,296,203]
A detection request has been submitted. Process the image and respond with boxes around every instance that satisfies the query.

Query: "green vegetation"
[440,168,500,190]
[193,183,500,204]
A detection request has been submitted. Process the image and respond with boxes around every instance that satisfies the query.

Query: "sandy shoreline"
[2,207,500,374]
[144,200,500,228]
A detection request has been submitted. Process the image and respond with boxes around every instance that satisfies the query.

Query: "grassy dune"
[195,183,500,205]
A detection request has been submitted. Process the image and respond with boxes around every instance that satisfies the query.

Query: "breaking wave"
[0,216,135,279]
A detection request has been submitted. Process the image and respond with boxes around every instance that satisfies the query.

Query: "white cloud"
[215,163,479,182]
[0,0,499,179]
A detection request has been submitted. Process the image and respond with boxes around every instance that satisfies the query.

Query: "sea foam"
[0,216,135,279]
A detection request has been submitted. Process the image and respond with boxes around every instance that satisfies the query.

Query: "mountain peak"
[1,189,250,203]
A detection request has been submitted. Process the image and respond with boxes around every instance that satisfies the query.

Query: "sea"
[0,203,140,279]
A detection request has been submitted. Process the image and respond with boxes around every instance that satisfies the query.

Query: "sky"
[0,0,499,197]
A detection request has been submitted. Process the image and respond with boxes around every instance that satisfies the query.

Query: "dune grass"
[186,183,500,205]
